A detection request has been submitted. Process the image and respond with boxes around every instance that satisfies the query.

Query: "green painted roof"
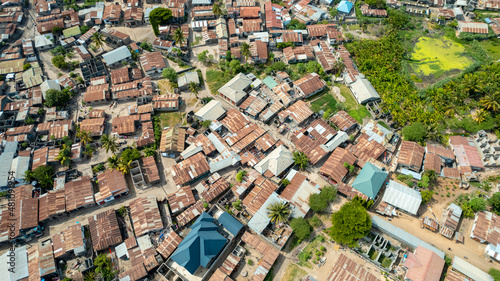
[262,76,278,89]
[352,162,387,199]
[63,26,81,39]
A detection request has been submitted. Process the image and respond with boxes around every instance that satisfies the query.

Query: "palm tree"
[188,81,200,95]
[107,155,119,170]
[100,135,118,153]
[77,129,93,146]
[480,92,500,112]
[213,3,222,17]
[173,28,185,46]
[92,32,104,50]
[56,144,72,166]
[118,159,132,174]
[472,109,487,124]
[292,151,309,170]
[267,201,291,224]
[241,42,250,62]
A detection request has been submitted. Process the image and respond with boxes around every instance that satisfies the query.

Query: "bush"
[201,120,212,128]
[290,217,312,241]
[23,63,31,71]
[402,122,427,142]
[309,186,337,212]
[236,170,247,182]
[52,55,68,69]
[320,246,326,251]
[247,259,254,265]
[308,215,322,228]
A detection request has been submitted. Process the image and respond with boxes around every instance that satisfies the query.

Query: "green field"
[477,39,500,61]
[410,37,473,80]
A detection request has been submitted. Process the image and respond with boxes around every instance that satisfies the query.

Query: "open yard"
[410,37,474,82]
[477,39,500,61]
[310,91,337,113]
[282,264,307,281]
[158,112,184,128]
[336,83,371,123]
[206,70,231,95]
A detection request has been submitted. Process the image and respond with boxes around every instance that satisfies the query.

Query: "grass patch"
[206,70,231,95]
[191,35,202,46]
[298,235,326,267]
[378,121,390,129]
[310,93,337,113]
[380,256,392,268]
[368,248,378,260]
[410,37,474,77]
[287,236,300,252]
[282,264,307,281]
[158,112,184,128]
[337,83,371,123]
[476,39,500,61]
[157,79,174,94]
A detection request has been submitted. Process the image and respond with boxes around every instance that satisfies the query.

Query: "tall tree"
[162,67,177,82]
[241,42,251,62]
[77,129,93,146]
[293,151,309,170]
[107,155,119,170]
[330,201,372,247]
[213,3,222,17]
[92,32,104,50]
[267,201,291,224]
[100,135,118,153]
[173,27,185,46]
[118,159,133,174]
[188,81,200,95]
[480,92,500,112]
[149,8,173,36]
[56,144,72,166]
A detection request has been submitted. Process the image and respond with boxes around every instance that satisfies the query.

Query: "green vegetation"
[293,151,309,170]
[369,249,379,260]
[456,194,487,218]
[410,37,473,79]
[236,170,247,182]
[337,83,370,123]
[201,120,212,128]
[380,255,392,268]
[488,192,500,215]
[24,165,54,190]
[290,217,312,241]
[297,235,327,267]
[421,190,433,204]
[330,201,371,247]
[309,186,337,213]
[310,93,337,113]
[477,39,500,60]
[45,88,71,108]
[402,122,427,143]
[206,70,232,95]
[489,268,500,281]
[282,264,307,281]
[247,259,254,265]
[346,32,500,137]
[157,112,183,128]
[162,67,177,82]
[149,7,172,36]
[307,215,322,228]
[267,201,291,224]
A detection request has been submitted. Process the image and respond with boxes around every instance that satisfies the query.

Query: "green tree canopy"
[121,148,142,163]
[149,7,172,36]
[421,190,433,204]
[45,88,71,108]
[52,55,68,69]
[197,50,209,64]
[290,217,312,241]
[488,192,500,215]
[267,201,291,224]
[25,165,55,190]
[236,170,247,182]
[309,186,337,213]
[80,25,90,34]
[293,151,309,170]
[365,0,385,8]
[469,197,486,212]
[52,26,63,34]
[402,122,427,142]
[162,67,177,82]
[330,201,372,247]
[287,19,307,30]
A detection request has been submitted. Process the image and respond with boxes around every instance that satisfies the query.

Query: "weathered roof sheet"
[129,197,163,236]
[88,209,122,251]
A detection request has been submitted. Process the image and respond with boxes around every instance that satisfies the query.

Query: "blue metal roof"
[352,162,387,199]
[262,76,278,89]
[171,212,228,274]
[337,0,353,13]
[218,212,243,236]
